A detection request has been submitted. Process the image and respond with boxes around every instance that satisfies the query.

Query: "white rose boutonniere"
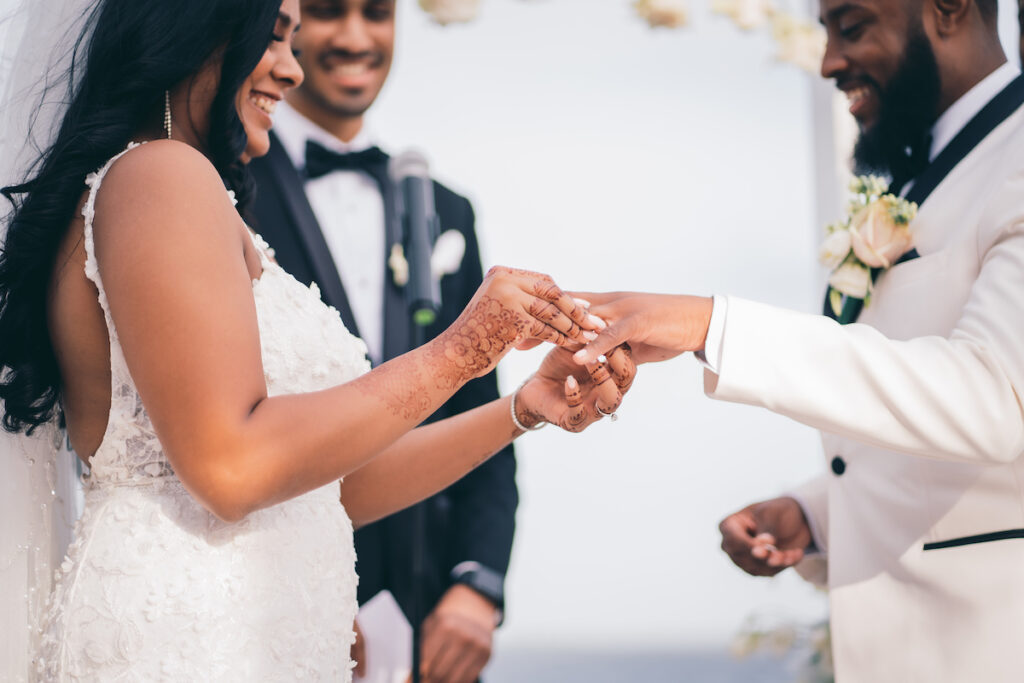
[828,261,871,299]
[820,175,917,322]
[430,230,466,279]
[818,224,852,270]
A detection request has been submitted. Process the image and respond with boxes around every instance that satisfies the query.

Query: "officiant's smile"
[291,0,396,137]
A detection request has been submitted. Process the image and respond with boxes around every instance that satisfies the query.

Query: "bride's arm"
[92,142,596,522]
[340,398,518,528]
[341,345,636,527]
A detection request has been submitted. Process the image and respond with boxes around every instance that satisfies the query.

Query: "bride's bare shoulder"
[92,139,241,246]
[97,139,226,202]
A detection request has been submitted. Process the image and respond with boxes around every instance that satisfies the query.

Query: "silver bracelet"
[511,377,547,432]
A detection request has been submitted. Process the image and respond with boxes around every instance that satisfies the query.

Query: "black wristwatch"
[450,561,505,624]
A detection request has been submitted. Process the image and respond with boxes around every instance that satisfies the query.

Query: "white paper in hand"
[353,590,412,683]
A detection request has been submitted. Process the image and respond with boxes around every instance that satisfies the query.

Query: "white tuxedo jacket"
[706,105,1024,681]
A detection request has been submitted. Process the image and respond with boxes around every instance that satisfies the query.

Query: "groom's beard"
[852,27,942,181]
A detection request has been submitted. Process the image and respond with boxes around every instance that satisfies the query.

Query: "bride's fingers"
[560,375,588,432]
[526,319,569,347]
[523,275,600,331]
[587,361,623,416]
[606,344,636,392]
[527,297,589,341]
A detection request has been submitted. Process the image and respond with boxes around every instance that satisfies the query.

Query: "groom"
[248,1,516,681]
[577,0,1024,680]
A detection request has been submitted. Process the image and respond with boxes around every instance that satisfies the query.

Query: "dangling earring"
[164,90,172,140]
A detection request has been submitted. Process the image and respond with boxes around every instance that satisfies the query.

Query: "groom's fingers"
[573,322,630,366]
[720,511,783,577]
[766,546,805,568]
[568,290,636,307]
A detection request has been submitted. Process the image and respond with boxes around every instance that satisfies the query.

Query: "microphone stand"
[410,321,427,683]
[391,151,441,683]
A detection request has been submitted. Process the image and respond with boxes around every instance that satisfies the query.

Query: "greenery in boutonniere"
[820,175,918,323]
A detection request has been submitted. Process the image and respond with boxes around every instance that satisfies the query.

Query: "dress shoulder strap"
[80,141,146,327]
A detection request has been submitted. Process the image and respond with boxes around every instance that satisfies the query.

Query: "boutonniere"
[388,230,467,288]
[820,175,918,319]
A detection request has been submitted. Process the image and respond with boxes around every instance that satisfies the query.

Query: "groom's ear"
[926,0,979,37]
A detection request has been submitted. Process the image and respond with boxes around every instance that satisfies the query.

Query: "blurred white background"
[370,0,1021,679]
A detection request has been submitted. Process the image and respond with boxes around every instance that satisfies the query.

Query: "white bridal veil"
[0,0,95,679]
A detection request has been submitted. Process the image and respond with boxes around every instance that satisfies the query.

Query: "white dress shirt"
[272,101,388,363]
[700,60,1021,376]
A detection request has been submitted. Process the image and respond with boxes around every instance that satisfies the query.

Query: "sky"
[369,0,1024,653]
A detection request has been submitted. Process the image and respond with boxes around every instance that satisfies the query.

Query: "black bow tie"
[889,130,933,195]
[303,140,390,181]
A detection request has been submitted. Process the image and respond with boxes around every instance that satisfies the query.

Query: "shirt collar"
[929,61,1019,161]
[271,99,376,170]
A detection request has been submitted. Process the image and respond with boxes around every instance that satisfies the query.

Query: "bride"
[0,0,635,678]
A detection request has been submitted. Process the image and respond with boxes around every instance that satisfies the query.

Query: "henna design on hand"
[529,298,583,339]
[355,359,432,420]
[526,318,568,346]
[527,299,561,323]
[607,344,636,392]
[588,364,612,387]
[562,377,588,432]
[532,280,564,303]
[429,296,526,391]
[532,280,589,328]
[516,404,547,430]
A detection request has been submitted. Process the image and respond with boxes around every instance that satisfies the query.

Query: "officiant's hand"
[719,497,812,577]
[568,292,714,366]
[417,584,497,683]
[515,343,636,432]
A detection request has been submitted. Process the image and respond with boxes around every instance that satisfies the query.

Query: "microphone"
[390,150,442,327]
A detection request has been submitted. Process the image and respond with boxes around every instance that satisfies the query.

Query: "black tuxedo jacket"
[248,133,517,623]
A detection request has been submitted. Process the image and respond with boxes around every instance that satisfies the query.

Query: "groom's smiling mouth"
[840,80,879,125]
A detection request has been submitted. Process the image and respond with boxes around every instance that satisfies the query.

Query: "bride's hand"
[514,343,637,432]
[568,292,714,365]
[434,267,603,386]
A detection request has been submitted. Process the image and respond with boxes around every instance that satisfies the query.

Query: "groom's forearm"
[705,296,1024,464]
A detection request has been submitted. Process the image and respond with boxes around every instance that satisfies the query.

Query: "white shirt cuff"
[787,491,826,557]
[694,295,727,374]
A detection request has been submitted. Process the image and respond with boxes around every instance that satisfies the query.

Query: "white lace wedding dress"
[35,144,371,681]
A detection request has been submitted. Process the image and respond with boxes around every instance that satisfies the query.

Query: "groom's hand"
[719,497,812,577]
[569,292,714,366]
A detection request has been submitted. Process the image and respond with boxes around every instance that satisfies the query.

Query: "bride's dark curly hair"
[0,0,282,433]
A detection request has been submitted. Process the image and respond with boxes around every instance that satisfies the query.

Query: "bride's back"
[48,143,265,465]
[48,193,112,462]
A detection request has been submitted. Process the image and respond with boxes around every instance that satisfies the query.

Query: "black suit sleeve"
[436,194,519,585]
